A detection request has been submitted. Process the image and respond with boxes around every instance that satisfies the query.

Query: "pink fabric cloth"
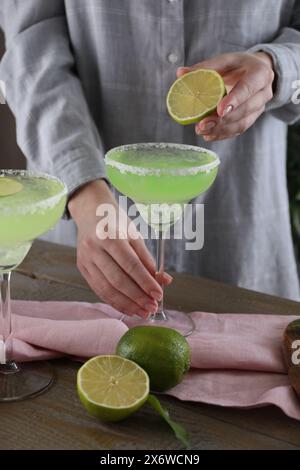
[6,301,300,420]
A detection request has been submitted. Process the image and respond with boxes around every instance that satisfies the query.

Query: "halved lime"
[77,355,149,422]
[0,177,23,196]
[166,69,226,125]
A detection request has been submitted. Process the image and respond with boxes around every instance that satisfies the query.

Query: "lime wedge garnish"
[77,355,149,422]
[166,69,226,125]
[0,177,23,196]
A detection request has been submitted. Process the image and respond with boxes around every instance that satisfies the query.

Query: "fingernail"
[204,135,216,141]
[200,121,217,132]
[177,66,189,73]
[222,104,233,117]
[138,309,151,319]
[150,290,163,301]
[177,67,187,77]
[163,273,173,282]
[145,303,158,313]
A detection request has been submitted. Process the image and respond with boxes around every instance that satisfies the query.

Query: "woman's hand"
[177,52,275,141]
[68,180,172,318]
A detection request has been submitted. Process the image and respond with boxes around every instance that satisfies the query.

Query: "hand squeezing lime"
[166,68,226,125]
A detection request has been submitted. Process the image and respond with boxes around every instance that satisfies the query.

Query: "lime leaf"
[147,394,190,449]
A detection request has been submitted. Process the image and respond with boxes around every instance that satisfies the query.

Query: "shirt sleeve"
[248,3,300,124]
[0,0,107,198]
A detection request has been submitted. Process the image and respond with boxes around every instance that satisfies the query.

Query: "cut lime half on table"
[0,177,23,196]
[77,355,149,422]
[166,68,226,125]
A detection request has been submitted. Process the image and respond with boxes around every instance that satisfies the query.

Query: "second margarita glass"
[105,143,220,336]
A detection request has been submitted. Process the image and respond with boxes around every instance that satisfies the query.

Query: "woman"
[1,0,299,318]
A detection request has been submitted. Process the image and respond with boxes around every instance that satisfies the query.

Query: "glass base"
[122,310,195,337]
[0,361,54,402]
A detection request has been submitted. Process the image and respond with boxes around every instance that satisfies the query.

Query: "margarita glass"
[105,143,220,336]
[0,170,67,401]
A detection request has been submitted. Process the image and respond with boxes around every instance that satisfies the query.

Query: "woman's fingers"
[195,112,218,134]
[177,52,240,78]
[72,179,166,318]
[83,261,151,319]
[104,238,163,300]
[202,107,265,141]
[130,236,173,286]
[156,271,173,285]
[93,249,158,313]
[196,88,271,136]
[217,60,274,117]
[130,236,156,275]
[176,51,275,141]
[218,88,272,124]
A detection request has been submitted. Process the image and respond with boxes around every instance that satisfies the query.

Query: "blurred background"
[0,28,299,266]
[287,123,300,265]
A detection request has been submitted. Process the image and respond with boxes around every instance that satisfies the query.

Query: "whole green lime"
[116,326,191,391]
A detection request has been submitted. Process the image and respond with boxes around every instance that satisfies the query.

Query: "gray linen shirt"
[1,0,300,300]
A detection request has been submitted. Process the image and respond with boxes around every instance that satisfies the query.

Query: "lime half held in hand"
[0,177,23,196]
[166,69,226,125]
[77,355,149,422]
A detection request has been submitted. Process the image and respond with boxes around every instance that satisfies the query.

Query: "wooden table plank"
[0,240,299,450]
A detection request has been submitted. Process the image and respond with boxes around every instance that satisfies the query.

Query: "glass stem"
[0,272,17,372]
[154,232,167,321]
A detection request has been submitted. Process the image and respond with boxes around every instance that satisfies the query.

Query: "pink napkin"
[5,301,300,420]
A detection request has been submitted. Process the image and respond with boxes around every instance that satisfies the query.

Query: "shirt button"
[167,52,179,64]
[168,0,177,3]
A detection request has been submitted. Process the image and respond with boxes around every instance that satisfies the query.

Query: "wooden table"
[1,240,300,450]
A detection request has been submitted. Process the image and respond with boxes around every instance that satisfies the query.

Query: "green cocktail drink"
[106,143,218,202]
[0,170,67,401]
[105,143,220,336]
[0,171,66,270]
